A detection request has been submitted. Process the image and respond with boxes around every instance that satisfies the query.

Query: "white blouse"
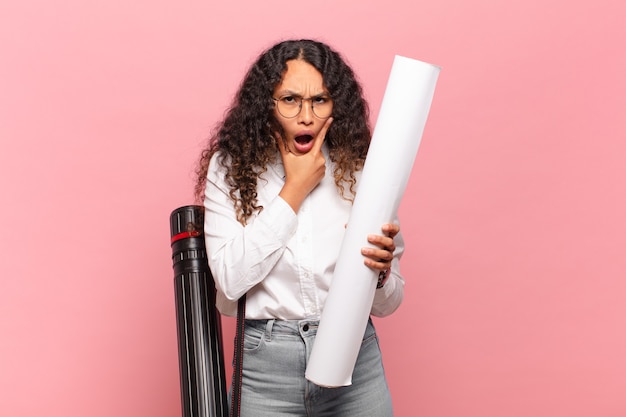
[203,146,405,320]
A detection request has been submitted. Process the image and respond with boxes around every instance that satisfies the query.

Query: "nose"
[297,99,314,124]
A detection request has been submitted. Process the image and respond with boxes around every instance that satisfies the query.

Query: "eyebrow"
[275,89,329,97]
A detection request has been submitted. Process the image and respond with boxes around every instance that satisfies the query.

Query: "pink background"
[1,0,625,416]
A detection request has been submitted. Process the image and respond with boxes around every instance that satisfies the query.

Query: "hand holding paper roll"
[362,223,400,274]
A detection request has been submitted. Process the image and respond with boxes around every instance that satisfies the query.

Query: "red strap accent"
[170,230,201,243]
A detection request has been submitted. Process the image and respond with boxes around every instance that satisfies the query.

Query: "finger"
[367,233,396,252]
[361,246,393,263]
[382,223,400,238]
[312,117,333,153]
[362,254,392,271]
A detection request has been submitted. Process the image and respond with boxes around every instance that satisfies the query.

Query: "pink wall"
[1,0,625,416]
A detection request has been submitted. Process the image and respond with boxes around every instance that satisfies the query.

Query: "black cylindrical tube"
[170,205,228,417]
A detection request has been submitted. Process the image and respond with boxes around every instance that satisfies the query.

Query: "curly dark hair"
[195,39,371,224]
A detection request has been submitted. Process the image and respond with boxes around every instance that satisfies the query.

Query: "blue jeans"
[233,318,393,416]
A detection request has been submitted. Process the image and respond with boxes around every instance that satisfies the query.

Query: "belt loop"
[265,319,275,342]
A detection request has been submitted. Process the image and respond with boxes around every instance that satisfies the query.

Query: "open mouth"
[295,134,314,144]
[292,134,316,154]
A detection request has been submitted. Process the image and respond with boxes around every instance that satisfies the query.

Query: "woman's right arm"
[203,156,297,301]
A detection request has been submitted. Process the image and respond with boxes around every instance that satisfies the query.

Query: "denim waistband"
[244,317,374,336]
[244,319,320,335]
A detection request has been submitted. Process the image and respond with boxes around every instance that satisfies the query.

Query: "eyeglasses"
[272,94,333,119]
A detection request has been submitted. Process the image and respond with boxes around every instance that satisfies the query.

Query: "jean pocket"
[243,325,266,352]
[361,331,378,348]
[361,321,378,348]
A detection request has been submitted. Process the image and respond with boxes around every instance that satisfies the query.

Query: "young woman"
[196,39,404,416]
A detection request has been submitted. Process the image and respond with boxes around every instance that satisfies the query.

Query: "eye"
[280,95,298,105]
[313,96,330,105]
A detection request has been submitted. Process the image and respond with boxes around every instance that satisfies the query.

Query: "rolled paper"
[305,56,440,387]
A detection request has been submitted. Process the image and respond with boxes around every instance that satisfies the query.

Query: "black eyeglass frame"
[272,95,333,119]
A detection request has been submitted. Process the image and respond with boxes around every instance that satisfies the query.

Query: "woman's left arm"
[361,223,405,317]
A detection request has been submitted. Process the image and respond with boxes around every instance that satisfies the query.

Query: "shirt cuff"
[258,196,298,242]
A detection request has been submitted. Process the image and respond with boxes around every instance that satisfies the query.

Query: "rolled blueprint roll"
[305,56,440,387]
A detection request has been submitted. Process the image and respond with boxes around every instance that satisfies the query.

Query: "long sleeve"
[203,155,297,302]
